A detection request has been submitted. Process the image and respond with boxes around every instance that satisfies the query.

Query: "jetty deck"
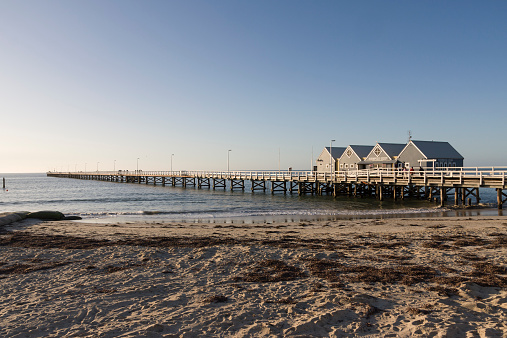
[47,167,507,208]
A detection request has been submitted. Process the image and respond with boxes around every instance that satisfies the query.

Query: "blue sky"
[1,1,506,172]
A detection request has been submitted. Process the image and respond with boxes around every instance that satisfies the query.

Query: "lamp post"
[96,162,100,172]
[227,149,232,173]
[114,160,116,172]
[85,163,87,172]
[311,146,314,172]
[278,147,281,173]
[330,139,335,178]
[171,154,174,172]
[137,158,140,172]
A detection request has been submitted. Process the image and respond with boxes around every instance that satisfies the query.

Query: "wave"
[75,206,447,221]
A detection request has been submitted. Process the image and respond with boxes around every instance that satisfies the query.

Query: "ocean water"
[0,173,502,223]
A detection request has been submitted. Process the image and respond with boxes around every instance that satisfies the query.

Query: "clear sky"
[1,0,506,173]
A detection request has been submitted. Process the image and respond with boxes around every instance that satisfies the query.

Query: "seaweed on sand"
[233,259,307,283]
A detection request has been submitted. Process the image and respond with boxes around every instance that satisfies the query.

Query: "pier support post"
[213,178,226,190]
[197,178,210,189]
[289,181,298,194]
[230,179,245,192]
[297,182,314,195]
[463,188,480,206]
[271,181,287,194]
[251,180,267,193]
[497,189,507,209]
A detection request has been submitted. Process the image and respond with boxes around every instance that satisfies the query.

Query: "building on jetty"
[397,140,464,169]
[322,140,464,172]
[360,143,406,170]
[316,147,346,173]
[339,145,374,171]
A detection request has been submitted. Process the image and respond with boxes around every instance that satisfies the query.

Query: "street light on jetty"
[85,163,87,172]
[137,158,140,172]
[227,149,232,173]
[114,160,116,172]
[171,154,174,173]
[278,147,281,173]
[330,139,335,178]
[97,162,100,172]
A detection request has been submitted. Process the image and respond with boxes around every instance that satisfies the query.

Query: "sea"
[0,173,503,223]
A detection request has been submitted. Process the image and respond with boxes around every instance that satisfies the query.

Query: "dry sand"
[1,216,507,337]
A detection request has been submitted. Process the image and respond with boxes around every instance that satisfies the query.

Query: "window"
[350,164,355,168]
[345,164,348,168]
[374,148,381,157]
[340,164,343,168]
[346,149,353,158]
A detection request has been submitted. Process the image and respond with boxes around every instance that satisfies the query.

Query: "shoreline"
[1,215,506,337]
[75,205,505,225]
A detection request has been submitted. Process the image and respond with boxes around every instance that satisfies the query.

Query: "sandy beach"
[1,216,507,337]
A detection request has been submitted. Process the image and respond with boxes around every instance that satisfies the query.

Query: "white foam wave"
[77,207,447,221]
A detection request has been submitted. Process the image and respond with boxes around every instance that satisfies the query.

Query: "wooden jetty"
[47,167,507,208]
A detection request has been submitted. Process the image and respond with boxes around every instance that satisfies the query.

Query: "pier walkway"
[47,167,507,208]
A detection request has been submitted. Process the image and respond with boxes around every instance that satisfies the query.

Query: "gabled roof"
[409,140,463,159]
[377,143,406,158]
[324,147,347,160]
[348,145,374,159]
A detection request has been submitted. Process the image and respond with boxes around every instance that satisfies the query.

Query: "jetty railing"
[48,166,507,181]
